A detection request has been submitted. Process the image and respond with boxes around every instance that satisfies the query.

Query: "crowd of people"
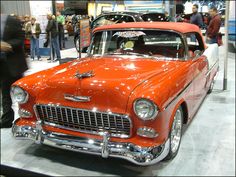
[4,12,93,62]
[173,4,222,45]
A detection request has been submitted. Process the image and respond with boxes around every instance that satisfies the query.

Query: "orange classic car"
[11,22,219,165]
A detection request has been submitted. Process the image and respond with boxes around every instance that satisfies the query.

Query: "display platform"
[1,47,235,176]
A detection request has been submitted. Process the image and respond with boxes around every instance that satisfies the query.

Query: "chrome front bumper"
[12,120,170,165]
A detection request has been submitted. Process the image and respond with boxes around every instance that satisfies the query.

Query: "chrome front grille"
[34,104,132,138]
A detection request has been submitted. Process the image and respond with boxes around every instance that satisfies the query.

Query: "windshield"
[88,30,185,59]
[91,15,135,29]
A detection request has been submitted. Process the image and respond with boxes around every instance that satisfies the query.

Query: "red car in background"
[24,38,30,54]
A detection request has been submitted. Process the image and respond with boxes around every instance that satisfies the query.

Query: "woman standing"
[25,17,41,60]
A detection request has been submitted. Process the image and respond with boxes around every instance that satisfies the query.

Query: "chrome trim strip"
[43,121,130,139]
[164,60,219,110]
[33,104,132,139]
[94,112,98,127]
[82,110,86,126]
[205,61,219,77]
[12,123,170,166]
[64,94,91,102]
[164,75,196,110]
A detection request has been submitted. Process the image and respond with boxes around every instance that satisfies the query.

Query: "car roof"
[93,22,201,34]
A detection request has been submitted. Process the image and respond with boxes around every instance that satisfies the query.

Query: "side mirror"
[194,50,202,58]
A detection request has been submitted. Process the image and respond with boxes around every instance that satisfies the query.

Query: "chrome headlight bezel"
[133,98,159,121]
[10,86,29,104]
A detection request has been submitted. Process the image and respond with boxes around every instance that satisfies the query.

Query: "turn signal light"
[137,127,158,138]
[18,109,32,118]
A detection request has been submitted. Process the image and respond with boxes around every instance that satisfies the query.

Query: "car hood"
[37,56,178,114]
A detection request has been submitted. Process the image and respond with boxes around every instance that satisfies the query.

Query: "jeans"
[58,24,65,49]
[206,37,217,44]
[30,36,40,59]
[51,36,61,59]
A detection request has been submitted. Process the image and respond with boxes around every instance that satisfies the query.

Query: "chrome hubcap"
[170,109,182,153]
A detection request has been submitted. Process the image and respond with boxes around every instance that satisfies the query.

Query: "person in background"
[165,11,172,22]
[190,4,203,28]
[206,7,221,44]
[90,15,94,22]
[72,14,78,33]
[56,11,65,50]
[52,15,56,20]
[46,13,61,62]
[16,15,25,30]
[0,13,28,128]
[23,15,30,31]
[25,17,41,60]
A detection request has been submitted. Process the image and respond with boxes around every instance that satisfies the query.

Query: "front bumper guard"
[12,121,170,166]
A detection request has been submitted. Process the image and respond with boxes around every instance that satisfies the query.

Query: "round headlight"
[11,86,29,104]
[134,98,158,120]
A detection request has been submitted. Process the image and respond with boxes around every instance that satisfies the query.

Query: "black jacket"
[190,12,203,28]
[46,19,58,38]
[0,15,28,78]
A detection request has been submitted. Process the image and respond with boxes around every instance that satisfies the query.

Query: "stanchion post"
[223,0,229,90]
[0,87,2,117]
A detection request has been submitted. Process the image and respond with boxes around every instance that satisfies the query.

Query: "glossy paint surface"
[13,23,219,147]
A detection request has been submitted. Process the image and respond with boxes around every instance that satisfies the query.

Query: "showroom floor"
[1,44,235,176]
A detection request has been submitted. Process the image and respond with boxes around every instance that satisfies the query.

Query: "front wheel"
[75,36,80,52]
[164,106,183,160]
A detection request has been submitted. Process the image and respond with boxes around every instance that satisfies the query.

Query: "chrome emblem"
[74,70,95,79]
[64,94,91,102]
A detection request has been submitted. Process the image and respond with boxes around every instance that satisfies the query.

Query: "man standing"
[190,4,203,28]
[206,7,221,44]
[165,11,172,22]
[56,11,65,50]
[25,17,42,60]
[0,13,28,128]
[46,13,61,62]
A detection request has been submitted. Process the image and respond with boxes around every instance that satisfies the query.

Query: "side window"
[91,16,105,29]
[186,32,204,58]
[120,15,135,23]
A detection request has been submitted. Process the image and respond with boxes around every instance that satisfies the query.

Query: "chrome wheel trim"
[170,109,182,154]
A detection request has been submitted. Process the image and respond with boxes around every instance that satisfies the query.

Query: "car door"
[186,33,208,117]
